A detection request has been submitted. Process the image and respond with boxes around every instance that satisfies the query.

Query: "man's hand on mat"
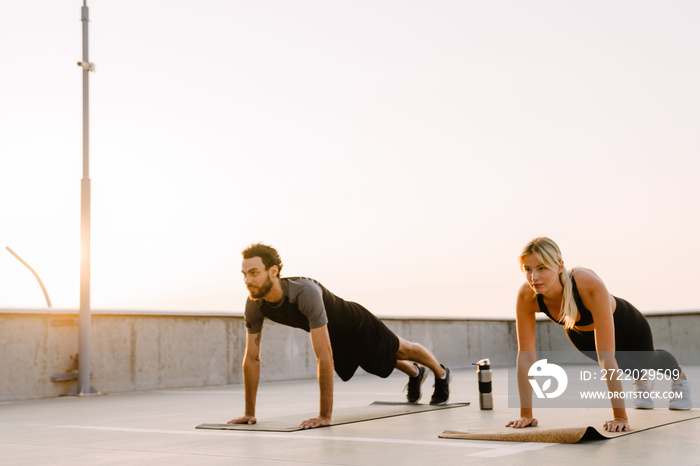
[603,418,629,432]
[299,416,331,429]
[227,415,256,425]
[506,417,538,428]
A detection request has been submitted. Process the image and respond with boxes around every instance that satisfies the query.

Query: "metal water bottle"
[473,358,493,410]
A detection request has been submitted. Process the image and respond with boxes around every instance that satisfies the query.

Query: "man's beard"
[248,275,273,299]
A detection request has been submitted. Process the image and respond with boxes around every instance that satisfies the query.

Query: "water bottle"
[473,358,493,410]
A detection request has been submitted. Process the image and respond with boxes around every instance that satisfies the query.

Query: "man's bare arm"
[299,325,334,429]
[227,331,261,424]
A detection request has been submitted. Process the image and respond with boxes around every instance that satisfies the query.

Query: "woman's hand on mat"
[299,416,331,429]
[227,415,256,425]
[506,417,538,428]
[603,418,629,432]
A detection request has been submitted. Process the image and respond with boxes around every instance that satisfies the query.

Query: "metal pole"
[68,0,99,396]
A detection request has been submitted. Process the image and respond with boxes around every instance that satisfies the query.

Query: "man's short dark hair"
[242,243,283,275]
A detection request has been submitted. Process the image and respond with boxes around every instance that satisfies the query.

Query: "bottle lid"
[471,358,491,370]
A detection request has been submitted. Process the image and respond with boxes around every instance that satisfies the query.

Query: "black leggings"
[565,296,681,373]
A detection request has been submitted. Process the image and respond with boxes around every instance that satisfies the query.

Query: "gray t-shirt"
[245,277,329,334]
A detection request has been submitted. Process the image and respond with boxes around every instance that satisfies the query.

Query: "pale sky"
[1,1,699,318]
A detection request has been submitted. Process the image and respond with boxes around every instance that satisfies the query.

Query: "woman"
[507,237,692,432]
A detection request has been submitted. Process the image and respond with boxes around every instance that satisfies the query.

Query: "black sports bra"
[537,275,594,326]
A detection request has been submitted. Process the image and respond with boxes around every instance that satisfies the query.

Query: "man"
[228,243,452,429]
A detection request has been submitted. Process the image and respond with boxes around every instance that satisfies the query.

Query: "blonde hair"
[520,237,578,330]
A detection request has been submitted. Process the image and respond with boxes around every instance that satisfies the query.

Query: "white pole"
[69,0,99,396]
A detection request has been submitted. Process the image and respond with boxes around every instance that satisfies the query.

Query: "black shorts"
[328,302,400,382]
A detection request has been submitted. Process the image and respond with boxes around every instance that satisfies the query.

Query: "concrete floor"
[1,366,699,465]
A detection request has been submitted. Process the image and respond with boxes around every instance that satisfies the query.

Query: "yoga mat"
[197,401,470,432]
[439,408,700,444]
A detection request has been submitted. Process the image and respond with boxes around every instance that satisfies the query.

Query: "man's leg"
[395,360,420,377]
[395,337,445,378]
[395,337,451,404]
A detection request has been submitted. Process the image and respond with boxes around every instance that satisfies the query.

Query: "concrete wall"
[1,309,698,402]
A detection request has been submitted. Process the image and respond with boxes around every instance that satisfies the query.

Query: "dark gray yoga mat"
[197,401,471,432]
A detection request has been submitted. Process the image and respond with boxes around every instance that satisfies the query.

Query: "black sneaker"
[430,365,451,405]
[405,364,427,403]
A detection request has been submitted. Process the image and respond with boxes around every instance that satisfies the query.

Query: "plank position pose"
[228,243,451,429]
[507,237,692,433]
